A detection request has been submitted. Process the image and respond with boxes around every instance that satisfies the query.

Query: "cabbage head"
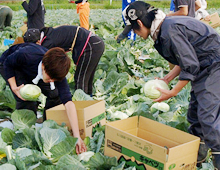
[20,84,41,101]
[150,102,170,113]
[144,79,169,99]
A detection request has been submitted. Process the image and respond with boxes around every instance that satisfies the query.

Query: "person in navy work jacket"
[22,0,46,29]
[0,40,87,154]
[120,1,220,168]
[24,26,105,96]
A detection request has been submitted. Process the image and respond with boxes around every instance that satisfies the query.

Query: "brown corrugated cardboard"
[46,100,106,139]
[201,12,220,28]
[104,116,200,170]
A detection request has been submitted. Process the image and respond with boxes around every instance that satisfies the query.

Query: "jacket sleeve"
[3,50,27,80]
[55,79,72,104]
[168,32,200,81]
[22,0,40,15]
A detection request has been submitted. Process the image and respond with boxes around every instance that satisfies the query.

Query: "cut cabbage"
[144,79,169,99]
[20,84,41,101]
[150,102,170,113]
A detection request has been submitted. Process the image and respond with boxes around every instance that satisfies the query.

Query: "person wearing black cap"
[0,44,87,154]
[0,5,13,30]
[121,1,220,168]
[22,0,46,29]
[23,25,105,96]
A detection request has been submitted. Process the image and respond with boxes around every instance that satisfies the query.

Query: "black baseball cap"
[122,1,153,35]
[23,28,40,43]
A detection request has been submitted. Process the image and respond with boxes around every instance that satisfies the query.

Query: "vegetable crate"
[46,100,106,139]
[104,116,200,170]
[201,12,220,28]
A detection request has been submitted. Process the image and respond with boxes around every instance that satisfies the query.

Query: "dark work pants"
[74,35,105,95]
[0,64,62,120]
[187,62,220,152]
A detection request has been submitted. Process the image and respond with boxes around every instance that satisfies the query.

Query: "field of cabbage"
[1,8,220,169]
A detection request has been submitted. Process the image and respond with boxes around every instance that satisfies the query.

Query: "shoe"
[197,141,209,167]
[212,152,220,170]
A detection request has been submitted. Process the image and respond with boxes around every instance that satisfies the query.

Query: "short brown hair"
[42,47,71,81]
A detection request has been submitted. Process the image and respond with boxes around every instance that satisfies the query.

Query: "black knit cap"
[23,28,40,43]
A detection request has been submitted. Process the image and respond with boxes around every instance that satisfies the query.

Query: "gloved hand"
[116,33,127,43]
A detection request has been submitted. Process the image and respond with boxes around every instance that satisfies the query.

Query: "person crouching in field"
[24,26,105,96]
[0,5,13,30]
[0,40,87,154]
[120,1,220,168]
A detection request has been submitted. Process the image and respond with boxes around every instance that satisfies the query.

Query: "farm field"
[0,7,220,169]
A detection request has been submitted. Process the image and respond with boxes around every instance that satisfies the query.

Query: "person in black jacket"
[24,26,105,96]
[22,0,46,29]
[0,5,13,30]
[120,1,220,168]
[0,43,87,154]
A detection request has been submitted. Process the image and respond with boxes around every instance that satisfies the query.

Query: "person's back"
[155,16,220,66]
[0,5,13,30]
[22,0,46,29]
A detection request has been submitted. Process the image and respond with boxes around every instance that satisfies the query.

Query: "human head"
[42,47,71,82]
[23,28,40,43]
[122,1,158,34]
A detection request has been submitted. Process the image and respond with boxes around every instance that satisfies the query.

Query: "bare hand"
[76,137,87,154]
[12,84,26,101]
[153,87,174,102]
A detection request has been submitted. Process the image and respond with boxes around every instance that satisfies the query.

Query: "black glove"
[116,33,127,43]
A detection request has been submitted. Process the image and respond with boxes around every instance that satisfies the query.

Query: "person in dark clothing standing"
[24,26,105,96]
[0,44,87,154]
[22,0,46,29]
[120,1,220,168]
[0,5,13,30]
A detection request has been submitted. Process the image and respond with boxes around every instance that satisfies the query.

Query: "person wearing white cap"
[121,1,220,168]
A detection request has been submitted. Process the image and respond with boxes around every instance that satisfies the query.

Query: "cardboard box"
[201,12,220,28]
[46,100,106,139]
[104,116,200,170]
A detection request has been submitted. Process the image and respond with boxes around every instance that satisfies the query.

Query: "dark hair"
[128,1,158,30]
[42,47,71,81]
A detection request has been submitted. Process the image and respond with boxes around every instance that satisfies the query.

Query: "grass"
[1,0,220,11]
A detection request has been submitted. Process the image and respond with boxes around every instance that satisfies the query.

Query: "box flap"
[201,12,220,28]
[106,117,168,162]
[138,116,199,145]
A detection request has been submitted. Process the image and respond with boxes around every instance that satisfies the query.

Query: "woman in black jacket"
[24,26,105,96]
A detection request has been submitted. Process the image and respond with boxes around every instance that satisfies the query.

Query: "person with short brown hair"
[0,44,86,154]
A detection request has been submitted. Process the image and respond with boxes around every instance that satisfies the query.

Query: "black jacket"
[40,25,91,64]
[22,0,46,29]
[0,43,72,104]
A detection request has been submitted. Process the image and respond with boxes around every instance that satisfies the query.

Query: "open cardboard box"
[201,12,220,28]
[104,116,200,170]
[46,100,106,139]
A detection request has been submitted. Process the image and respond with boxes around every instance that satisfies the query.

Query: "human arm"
[195,0,202,11]
[162,65,181,84]
[7,77,25,100]
[167,6,188,16]
[22,0,40,15]
[64,101,87,154]
[153,80,189,102]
